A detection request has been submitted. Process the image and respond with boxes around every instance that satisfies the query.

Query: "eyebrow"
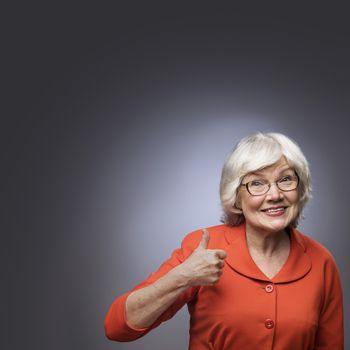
[248,167,295,177]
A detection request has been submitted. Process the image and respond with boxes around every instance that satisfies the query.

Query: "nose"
[266,182,283,200]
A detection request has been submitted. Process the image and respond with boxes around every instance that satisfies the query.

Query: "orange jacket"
[104,224,344,349]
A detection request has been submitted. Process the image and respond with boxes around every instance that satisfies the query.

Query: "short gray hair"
[220,132,312,227]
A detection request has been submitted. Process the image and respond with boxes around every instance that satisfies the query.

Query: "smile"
[261,206,287,216]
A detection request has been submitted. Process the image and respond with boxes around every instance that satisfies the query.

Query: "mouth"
[261,206,288,216]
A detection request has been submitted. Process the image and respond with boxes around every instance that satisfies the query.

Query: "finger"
[197,228,210,250]
[216,260,225,269]
[213,249,227,259]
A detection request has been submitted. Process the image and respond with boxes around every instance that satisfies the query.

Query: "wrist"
[169,265,192,289]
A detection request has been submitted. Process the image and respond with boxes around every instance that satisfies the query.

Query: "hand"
[177,228,227,286]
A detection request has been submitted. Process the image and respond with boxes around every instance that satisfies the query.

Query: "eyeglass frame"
[239,173,300,196]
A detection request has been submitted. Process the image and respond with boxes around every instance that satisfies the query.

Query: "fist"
[177,228,227,286]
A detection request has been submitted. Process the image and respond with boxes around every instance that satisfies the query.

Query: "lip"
[261,206,288,211]
[261,206,288,217]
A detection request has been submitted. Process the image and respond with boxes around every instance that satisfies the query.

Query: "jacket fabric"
[104,224,344,349]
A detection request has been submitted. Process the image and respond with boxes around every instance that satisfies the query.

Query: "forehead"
[244,157,292,178]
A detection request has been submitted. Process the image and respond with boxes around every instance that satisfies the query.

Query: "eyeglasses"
[240,174,300,196]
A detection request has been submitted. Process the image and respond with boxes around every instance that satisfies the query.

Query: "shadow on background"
[4,3,349,349]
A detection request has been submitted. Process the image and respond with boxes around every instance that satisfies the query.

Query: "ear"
[232,204,242,214]
[232,195,243,214]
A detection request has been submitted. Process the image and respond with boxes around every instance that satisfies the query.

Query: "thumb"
[197,228,210,250]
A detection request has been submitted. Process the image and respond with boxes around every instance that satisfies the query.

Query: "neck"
[245,224,290,257]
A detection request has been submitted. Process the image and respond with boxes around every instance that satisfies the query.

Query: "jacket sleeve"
[314,255,344,350]
[104,231,201,342]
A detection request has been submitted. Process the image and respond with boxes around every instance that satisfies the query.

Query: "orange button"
[265,284,274,293]
[265,319,274,329]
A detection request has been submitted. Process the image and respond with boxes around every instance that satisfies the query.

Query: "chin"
[266,224,289,233]
[260,219,291,233]
[262,213,295,230]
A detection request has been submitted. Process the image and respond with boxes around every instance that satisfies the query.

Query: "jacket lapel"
[223,224,312,283]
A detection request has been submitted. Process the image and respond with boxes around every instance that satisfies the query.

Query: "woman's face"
[237,156,300,236]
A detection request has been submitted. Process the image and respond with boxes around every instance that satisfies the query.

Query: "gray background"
[4,3,349,349]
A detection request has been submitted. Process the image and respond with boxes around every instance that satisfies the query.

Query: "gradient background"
[4,3,349,349]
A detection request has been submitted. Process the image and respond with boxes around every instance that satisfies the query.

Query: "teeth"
[265,207,284,213]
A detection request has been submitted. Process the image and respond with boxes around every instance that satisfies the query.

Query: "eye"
[279,175,293,183]
[250,180,266,187]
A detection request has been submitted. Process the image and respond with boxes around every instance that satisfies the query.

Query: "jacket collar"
[224,224,312,283]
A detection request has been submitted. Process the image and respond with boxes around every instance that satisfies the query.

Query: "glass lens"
[248,180,268,195]
[277,175,298,191]
[246,175,298,195]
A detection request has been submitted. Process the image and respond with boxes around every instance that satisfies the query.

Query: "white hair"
[220,132,312,227]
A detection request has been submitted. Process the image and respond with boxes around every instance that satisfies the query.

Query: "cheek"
[241,197,264,213]
[286,193,300,219]
[287,191,299,206]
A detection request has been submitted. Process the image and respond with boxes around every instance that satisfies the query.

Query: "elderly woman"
[104,132,344,349]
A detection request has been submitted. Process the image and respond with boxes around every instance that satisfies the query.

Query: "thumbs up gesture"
[177,229,227,287]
